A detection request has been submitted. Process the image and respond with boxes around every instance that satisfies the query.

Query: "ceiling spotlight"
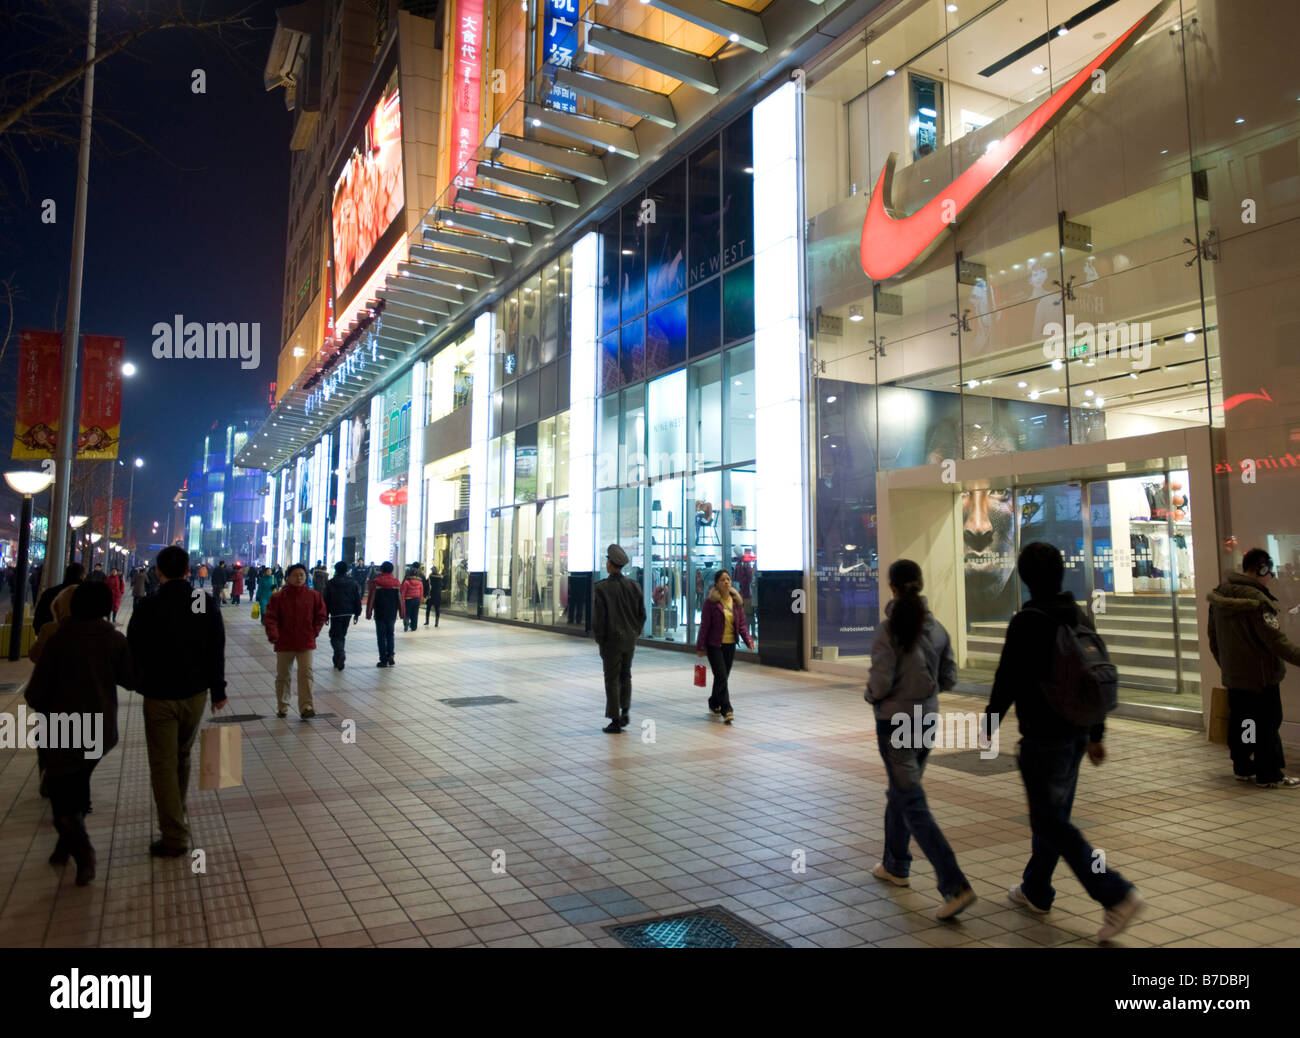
[872,59,881,65]
[967,378,979,389]
[607,144,616,152]
[1028,389,1040,400]
[1234,117,1245,124]
[1095,397,1105,407]
[826,395,837,404]
[849,305,864,322]
[1130,372,1139,379]
[531,118,541,127]
[1084,388,1095,397]
[885,68,896,77]
[1057,25,1068,36]
[1031,65,1046,74]
[1183,331,1196,342]
[506,236,515,244]
[947,3,958,10]
[1017,381,1028,388]
[1051,359,1063,371]
[728,32,739,41]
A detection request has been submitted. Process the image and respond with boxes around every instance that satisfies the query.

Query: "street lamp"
[125,456,143,568]
[68,513,89,566]
[6,469,55,661]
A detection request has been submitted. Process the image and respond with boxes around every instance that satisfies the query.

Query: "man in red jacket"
[365,561,404,667]
[264,563,328,718]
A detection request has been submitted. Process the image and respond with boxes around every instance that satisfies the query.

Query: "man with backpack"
[1207,547,1300,788]
[984,541,1142,941]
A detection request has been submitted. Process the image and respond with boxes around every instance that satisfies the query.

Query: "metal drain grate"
[211,714,266,723]
[607,906,789,948]
[925,750,1018,775]
[440,695,517,707]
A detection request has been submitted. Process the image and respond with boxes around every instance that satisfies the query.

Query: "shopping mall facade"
[242,0,1300,738]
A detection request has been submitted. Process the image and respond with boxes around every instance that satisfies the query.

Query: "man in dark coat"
[34,563,84,633]
[324,561,363,671]
[1208,547,1300,788]
[592,543,646,733]
[126,546,227,857]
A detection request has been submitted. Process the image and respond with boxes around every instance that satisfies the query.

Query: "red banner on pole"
[449,0,484,207]
[91,499,124,540]
[13,329,63,458]
[78,334,124,458]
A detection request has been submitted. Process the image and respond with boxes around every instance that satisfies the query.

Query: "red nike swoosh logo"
[861,1,1170,281]
[1220,388,1273,411]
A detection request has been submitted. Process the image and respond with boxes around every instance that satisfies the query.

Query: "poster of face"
[332,72,404,300]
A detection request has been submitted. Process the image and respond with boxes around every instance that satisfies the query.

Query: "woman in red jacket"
[696,569,756,725]
[264,563,328,719]
[106,567,125,624]
[231,564,245,605]
[401,568,425,632]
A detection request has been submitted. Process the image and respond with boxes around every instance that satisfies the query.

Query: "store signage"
[859,1,1169,281]
[303,334,381,418]
[379,487,409,506]
[542,0,579,114]
[450,0,485,204]
[1219,388,1272,412]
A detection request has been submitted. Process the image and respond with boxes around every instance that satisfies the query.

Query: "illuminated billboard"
[332,70,404,306]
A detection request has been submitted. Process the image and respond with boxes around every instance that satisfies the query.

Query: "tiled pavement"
[1,600,1299,949]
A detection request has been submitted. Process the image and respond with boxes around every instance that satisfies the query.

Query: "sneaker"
[724,711,734,725]
[276,707,287,719]
[1007,884,1049,914]
[1097,889,1143,941]
[937,884,977,921]
[301,706,316,720]
[376,660,388,668]
[603,721,623,734]
[1257,776,1300,788]
[872,862,909,887]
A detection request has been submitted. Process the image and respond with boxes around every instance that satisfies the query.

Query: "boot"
[58,814,95,886]
[49,817,71,866]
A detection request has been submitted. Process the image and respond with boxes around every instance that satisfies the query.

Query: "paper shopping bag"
[694,663,707,688]
[199,725,243,790]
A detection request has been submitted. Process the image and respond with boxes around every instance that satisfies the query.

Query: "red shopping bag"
[694,663,707,687]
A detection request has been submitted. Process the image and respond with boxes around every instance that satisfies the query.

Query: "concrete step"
[966,651,1200,694]
[969,624,1199,654]
[967,636,1199,672]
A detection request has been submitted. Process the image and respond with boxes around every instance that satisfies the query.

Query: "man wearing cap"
[593,543,647,733]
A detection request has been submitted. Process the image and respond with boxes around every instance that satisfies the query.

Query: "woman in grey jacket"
[865,559,975,920]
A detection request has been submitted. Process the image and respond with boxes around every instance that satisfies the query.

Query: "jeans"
[874,720,968,898]
[600,644,635,720]
[1228,685,1286,782]
[375,618,396,661]
[329,616,351,666]
[142,692,207,851]
[706,643,736,712]
[1017,734,1133,909]
[404,599,421,630]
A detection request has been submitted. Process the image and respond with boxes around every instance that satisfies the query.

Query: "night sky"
[0,0,289,555]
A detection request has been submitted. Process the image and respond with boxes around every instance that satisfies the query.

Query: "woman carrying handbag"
[696,569,755,725]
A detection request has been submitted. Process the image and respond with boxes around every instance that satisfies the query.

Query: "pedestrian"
[365,561,403,667]
[126,546,227,858]
[592,544,646,733]
[324,561,362,671]
[25,581,134,885]
[231,564,244,605]
[131,566,147,610]
[34,563,84,634]
[106,567,125,624]
[312,560,329,593]
[29,562,42,605]
[696,569,757,725]
[1208,547,1300,788]
[255,566,275,624]
[264,563,327,719]
[197,562,209,588]
[866,559,975,920]
[401,568,424,631]
[210,561,227,605]
[87,563,106,583]
[424,566,442,627]
[273,565,284,589]
[145,565,160,597]
[986,541,1141,941]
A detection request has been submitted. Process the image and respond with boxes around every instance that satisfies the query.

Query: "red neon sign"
[379,487,408,506]
[449,0,484,207]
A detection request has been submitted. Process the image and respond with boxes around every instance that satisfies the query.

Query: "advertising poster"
[93,499,126,539]
[13,329,63,459]
[541,0,579,113]
[449,0,484,205]
[331,71,404,299]
[381,374,412,482]
[78,334,124,459]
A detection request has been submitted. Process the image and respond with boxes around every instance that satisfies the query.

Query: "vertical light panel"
[569,232,599,569]
[753,82,806,571]
[261,474,273,563]
[309,440,324,565]
[275,469,287,566]
[468,311,492,572]
[333,419,349,564]
[294,456,307,563]
[406,360,426,563]
[366,394,388,563]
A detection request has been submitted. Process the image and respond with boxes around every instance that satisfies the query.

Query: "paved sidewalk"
[1,600,1298,948]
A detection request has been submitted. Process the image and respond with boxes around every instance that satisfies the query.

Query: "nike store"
[800,0,1300,734]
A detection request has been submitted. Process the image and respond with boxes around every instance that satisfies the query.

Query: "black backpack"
[1025,606,1119,727]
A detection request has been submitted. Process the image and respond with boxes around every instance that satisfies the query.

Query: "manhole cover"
[440,696,517,707]
[607,906,789,948]
[925,750,1018,775]
[212,714,266,723]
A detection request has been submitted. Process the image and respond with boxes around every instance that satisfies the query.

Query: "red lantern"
[379,487,408,506]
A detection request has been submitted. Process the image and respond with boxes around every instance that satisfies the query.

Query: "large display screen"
[332,72,404,304]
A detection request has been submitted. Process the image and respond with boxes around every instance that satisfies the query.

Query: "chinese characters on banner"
[542,0,579,113]
[12,329,63,459]
[93,498,126,539]
[78,334,125,459]
[450,0,485,207]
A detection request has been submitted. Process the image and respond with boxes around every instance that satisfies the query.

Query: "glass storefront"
[595,115,759,647]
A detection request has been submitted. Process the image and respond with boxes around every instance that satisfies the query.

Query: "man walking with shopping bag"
[127,546,227,857]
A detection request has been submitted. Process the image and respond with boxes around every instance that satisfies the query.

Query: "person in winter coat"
[401,570,424,631]
[1208,547,1300,788]
[210,561,228,604]
[131,567,147,609]
[106,567,125,623]
[272,565,284,589]
[264,563,327,719]
[323,561,363,670]
[365,561,404,667]
[231,565,244,605]
[424,567,442,627]
[696,569,757,725]
[145,565,160,597]
[866,558,975,922]
[255,567,275,623]
[197,563,209,587]
[312,561,329,593]
[25,581,134,886]
[592,544,646,733]
[34,563,84,633]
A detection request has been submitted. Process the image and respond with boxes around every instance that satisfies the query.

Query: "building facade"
[241,0,1300,738]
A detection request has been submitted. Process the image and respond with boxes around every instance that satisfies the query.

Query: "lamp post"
[68,513,89,567]
[87,532,102,571]
[6,470,56,661]
[125,456,143,568]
